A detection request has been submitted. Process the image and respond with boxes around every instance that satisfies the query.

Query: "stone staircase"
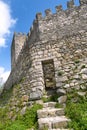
[37,102,71,130]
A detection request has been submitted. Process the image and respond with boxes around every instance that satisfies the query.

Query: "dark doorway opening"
[42,59,56,90]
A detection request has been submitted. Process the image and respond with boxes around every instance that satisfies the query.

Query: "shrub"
[65,92,87,130]
[0,104,43,130]
[5,121,27,130]
[19,104,43,129]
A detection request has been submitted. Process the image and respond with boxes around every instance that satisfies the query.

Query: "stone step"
[37,108,64,118]
[38,116,70,130]
[43,102,56,108]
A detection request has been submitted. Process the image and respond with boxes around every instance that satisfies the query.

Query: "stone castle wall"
[4,0,87,100]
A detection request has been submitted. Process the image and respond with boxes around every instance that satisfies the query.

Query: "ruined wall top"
[11,0,87,68]
[27,0,87,42]
[35,0,87,20]
[11,0,87,45]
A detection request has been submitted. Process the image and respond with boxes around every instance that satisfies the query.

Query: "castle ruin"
[4,0,87,100]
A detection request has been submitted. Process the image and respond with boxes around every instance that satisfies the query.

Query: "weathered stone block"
[58,96,67,104]
[20,106,27,115]
[29,90,42,100]
[57,89,66,96]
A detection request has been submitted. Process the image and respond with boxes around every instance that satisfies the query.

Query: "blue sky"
[0,0,79,83]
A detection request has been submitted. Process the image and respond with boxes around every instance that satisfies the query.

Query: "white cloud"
[0,66,10,84]
[0,0,16,47]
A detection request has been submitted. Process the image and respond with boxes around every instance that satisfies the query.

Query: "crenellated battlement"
[29,0,77,37]
[11,0,87,70]
[34,0,86,41]
[27,0,87,42]
[35,0,76,20]
[34,0,87,20]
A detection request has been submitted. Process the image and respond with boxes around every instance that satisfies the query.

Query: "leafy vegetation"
[0,81,87,130]
[65,91,87,130]
[0,88,13,106]
[42,93,59,102]
[0,78,4,95]
[0,82,42,130]
[0,104,43,130]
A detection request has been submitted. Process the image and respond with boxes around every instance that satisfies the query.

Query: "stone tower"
[11,32,27,69]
